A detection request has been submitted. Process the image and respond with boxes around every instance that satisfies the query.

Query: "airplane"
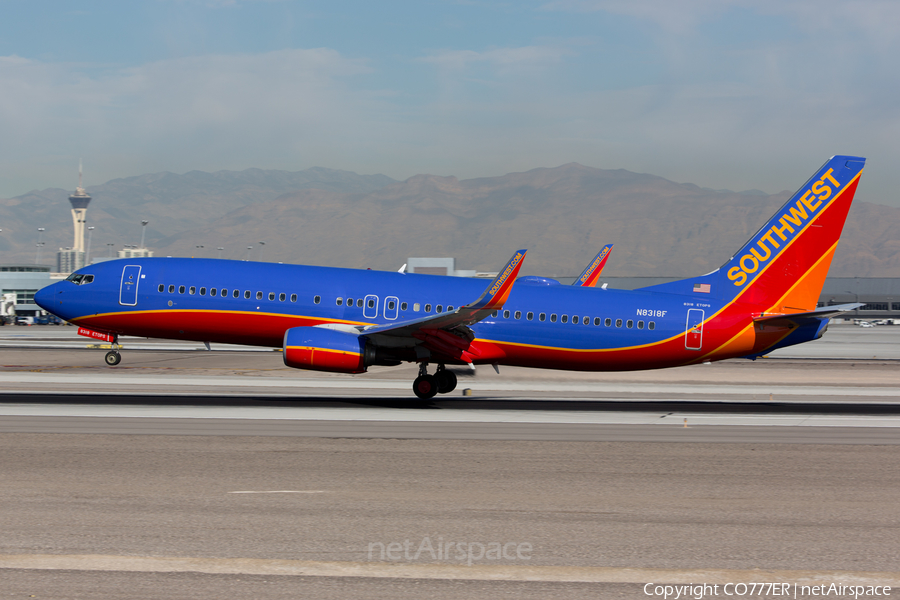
[35,155,865,400]
[573,244,613,287]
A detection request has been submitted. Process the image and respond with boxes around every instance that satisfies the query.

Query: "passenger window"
[189,286,196,295]
[233,289,240,298]
[514,311,521,319]
[268,292,275,301]
[436,305,443,313]
[336,297,343,306]
[425,304,432,313]
[627,320,633,328]
[447,305,454,311]
[200,287,206,296]
[221,288,227,297]
[638,320,644,329]
[357,299,363,307]
[539,313,546,322]
[526,312,533,320]
[368,298,376,309]
[413,303,420,312]
[158,284,164,292]
[594,317,601,326]
[616,319,623,327]
[347,298,353,307]
[279,293,286,301]
[649,321,656,330]
[561,315,568,324]
[503,310,510,318]
[211,288,218,297]
[313,295,319,304]
[605,318,612,327]
[291,294,298,302]
[388,300,396,310]
[256,291,263,300]
[401,302,408,310]
[550,314,557,323]
[491,310,497,317]
[168,285,175,293]
[572,316,579,324]
[179,285,186,294]
[244,290,251,299]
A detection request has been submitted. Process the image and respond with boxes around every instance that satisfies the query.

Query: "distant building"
[117,247,154,259]
[68,161,91,255]
[55,162,92,275]
[406,257,493,278]
[0,265,53,317]
[57,249,85,273]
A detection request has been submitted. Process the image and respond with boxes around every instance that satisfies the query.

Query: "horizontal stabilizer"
[754,303,864,325]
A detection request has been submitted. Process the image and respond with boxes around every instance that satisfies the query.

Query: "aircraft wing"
[573,244,613,287]
[357,249,527,362]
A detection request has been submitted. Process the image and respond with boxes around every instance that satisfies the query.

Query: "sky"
[1,0,898,204]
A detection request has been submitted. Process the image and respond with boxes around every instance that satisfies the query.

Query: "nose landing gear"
[104,349,122,366]
[412,363,459,399]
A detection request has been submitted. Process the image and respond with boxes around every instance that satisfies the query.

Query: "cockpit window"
[65,273,94,285]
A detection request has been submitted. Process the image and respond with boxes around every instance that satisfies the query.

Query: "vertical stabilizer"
[719,155,864,313]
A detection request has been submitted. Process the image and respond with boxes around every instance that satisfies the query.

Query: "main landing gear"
[412,363,458,400]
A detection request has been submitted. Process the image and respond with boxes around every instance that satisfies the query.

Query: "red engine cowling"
[283,326,373,374]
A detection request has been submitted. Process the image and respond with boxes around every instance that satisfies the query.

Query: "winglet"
[468,249,527,311]
[573,244,613,287]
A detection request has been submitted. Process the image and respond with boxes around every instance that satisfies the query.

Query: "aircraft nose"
[34,284,57,311]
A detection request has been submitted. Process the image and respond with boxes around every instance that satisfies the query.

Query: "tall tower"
[68,160,91,253]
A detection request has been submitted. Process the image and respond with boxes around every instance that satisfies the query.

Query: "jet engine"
[283,326,399,374]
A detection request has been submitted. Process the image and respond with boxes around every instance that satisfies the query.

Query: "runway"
[2,325,899,598]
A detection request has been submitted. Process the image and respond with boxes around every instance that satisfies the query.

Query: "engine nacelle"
[283,326,373,374]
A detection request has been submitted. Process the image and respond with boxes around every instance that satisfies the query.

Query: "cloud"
[418,45,571,71]
[542,0,900,42]
[0,49,380,194]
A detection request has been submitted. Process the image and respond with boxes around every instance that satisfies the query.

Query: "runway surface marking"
[227,490,326,494]
[2,372,898,396]
[1,554,898,585]
[2,403,900,427]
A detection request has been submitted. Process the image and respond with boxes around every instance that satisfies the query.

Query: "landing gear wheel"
[435,370,457,394]
[413,375,438,400]
[105,351,121,366]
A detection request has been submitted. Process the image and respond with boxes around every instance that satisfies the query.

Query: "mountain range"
[2,164,898,277]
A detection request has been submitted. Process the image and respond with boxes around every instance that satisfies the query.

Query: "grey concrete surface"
[0,570,621,600]
[0,435,898,598]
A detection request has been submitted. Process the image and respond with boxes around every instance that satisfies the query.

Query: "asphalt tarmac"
[1,324,898,598]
